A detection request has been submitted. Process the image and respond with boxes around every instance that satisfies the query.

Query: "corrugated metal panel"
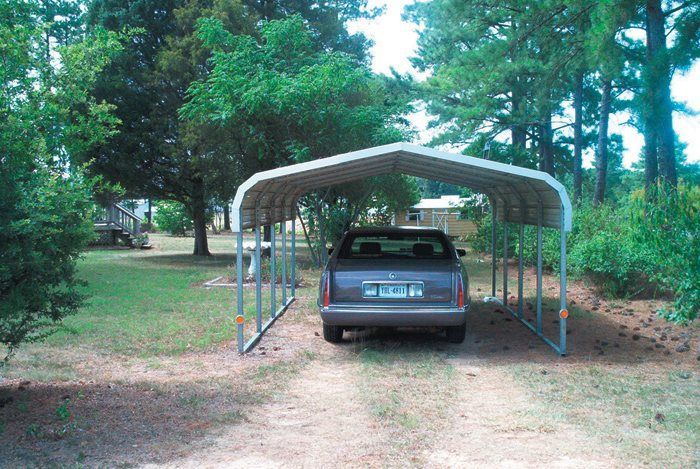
[232,143,572,232]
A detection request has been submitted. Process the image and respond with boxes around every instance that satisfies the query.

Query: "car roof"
[345,226,446,236]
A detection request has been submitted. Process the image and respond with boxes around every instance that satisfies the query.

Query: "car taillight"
[323,274,330,307]
[457,275,464,309]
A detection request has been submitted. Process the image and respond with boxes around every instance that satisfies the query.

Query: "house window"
[406,209,425,221]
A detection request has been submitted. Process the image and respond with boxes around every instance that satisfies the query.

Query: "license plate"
[379,284,407,298]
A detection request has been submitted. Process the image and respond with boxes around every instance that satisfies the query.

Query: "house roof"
[412,195,469,210]
[232,142,572,231]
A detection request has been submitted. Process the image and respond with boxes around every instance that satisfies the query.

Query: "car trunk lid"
[331,258,455,304]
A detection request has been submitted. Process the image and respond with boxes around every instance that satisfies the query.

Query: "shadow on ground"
[338,301,695,365]
[0,364,276,466]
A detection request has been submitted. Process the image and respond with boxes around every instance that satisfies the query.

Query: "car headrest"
[412,243,434,257]
[359,242,381,255]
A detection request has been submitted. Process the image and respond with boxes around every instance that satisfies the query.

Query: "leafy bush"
[467,214,561,271]
[467,193,698,323]
[567,206,652,296]
[153,201,193,236]
[1,161,96,361]
[630,185,699,323]
[132,233,150,248]
[1,5,123,361]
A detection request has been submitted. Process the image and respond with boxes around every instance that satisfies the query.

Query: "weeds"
[26,423,39,437]
[55,400,71,422]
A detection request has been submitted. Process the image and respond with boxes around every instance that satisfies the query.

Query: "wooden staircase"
[93,204,143,246]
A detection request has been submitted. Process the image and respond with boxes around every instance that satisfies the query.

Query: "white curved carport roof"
[232,142,572,232]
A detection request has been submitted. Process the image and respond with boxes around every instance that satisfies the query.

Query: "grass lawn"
[45,233,317,357]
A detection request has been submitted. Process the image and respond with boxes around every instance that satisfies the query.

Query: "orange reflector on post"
[235,315,245,325]
[559,309,569,319]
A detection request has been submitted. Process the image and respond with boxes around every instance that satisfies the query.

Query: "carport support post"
[281,221,287,305]
[518,203,524,319]
[491,201,497,297]
[536,201,543,334]
[559,207,567,355]
[502,207,509,306]
[255,224,262,333]
[270,224,276,318]
[290,218,296,297]
[236,229,244,349]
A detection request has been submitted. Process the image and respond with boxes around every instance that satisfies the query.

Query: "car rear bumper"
[320,302,469,327]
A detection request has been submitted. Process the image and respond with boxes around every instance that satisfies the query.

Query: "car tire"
[323,324,344,343]
[446,323,466,343]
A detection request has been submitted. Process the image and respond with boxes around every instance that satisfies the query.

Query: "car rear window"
[338,233,451,259]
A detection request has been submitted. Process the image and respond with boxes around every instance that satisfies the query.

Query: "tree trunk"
[223,204,231,231]
[512,126,527,152]
[541,112,554,176]
[643,114,659,191]
[297,206,318,267]
[646,0,677,187]
[537,126,545,172]
[511,90,527,152]
[315,199,328,266]
[594,79,612,206]
[573,72,584,204]
[263,225,271,242]
[191,178,210,256]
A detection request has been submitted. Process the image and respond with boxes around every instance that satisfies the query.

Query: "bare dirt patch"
[154,359,388,469]
[428,355,617,468]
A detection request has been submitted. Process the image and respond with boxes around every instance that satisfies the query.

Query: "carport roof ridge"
[231,142,572,232]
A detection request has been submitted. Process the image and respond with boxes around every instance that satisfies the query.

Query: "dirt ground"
[1,267,698,467]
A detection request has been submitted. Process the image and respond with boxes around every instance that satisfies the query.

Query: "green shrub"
[567,206,652,296]
[1,160,96,361]
[153,201,193,236]
[467,213,561,271]
[631,185,699,323]
[466,195,697,324]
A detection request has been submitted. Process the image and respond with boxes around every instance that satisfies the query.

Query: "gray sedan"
[318,226,470,343]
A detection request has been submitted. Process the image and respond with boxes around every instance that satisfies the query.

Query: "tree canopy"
[408,0,699,204]
[84,0,383,255]
[1,0,123,359]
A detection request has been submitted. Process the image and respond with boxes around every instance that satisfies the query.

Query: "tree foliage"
[153,200,195,236]
[409,0,698,198]
[182,14,417,262]
[0,0,123,359]
[85,0,376,256]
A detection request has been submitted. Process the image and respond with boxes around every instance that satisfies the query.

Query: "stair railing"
[94,204,141,235]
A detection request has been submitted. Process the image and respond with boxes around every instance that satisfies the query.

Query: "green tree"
[642,0,698,188]
[85,0,256,256]
[85,0,373,255]
[182,15,415,260]
[0,1,122,360]
[408,0,586,177]
[153,200,196,236]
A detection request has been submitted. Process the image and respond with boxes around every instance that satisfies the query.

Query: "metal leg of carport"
[487,201,568,356]
[235,214,297,353]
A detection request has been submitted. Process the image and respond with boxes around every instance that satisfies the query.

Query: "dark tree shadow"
[0,367,269,466]
[339,300,685,365]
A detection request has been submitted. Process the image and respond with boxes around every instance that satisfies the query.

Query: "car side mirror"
[327,247,334,255]
[456,248,467,257]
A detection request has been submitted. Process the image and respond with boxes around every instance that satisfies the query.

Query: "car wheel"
[446,323,466,343]
[323,323,344,343]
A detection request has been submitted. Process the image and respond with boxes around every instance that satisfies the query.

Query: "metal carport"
[231,142,573,355]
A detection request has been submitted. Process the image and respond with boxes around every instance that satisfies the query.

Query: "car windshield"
[338,233,451,259]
